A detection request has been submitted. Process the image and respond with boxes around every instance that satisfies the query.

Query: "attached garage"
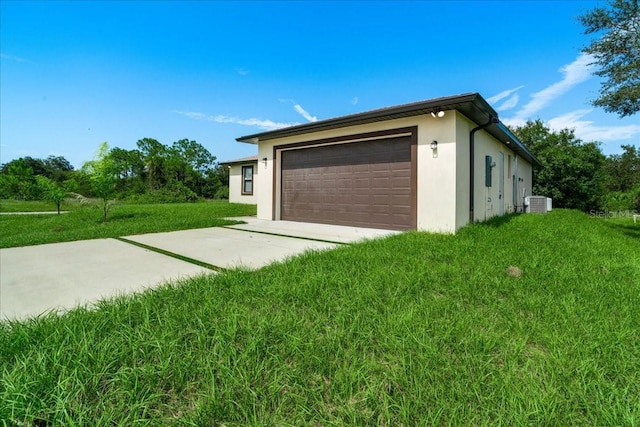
[280,135,416,230]
[236,93,540,233]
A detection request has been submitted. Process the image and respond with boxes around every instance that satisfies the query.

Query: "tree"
[511,120,607,211]
[204,163,230,199]
[171,139,216,195]
[109,147,145,195]
[0,158,40,200]
[605,144,640,191]
[35,176,68,214]
[1,156,76,200]
[136,138,168,190]
[43,155,74,183]
[602,144,640,210]
[81,142,118,222]
[580,0,640,117]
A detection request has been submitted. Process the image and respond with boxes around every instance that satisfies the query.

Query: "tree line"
[0,138,230,213]
[2,126,638,217]
[512,120,639,213]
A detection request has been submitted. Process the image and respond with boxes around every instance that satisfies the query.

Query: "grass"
[0,200,256,248]
[1,210,639,425]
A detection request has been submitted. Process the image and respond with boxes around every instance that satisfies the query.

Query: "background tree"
[580,0,640,117]
[204,163,230,199]
[511,120,607,211]
[134,137,220,201]
[81,142,119,222]
[170,139,216,196]
[42,155,74,183]
[136,138,168,190]
[109,147,145,195]
[35,176,68,214]
[602,144,640,210]
[1,140,228,204]
[0,158,40,200]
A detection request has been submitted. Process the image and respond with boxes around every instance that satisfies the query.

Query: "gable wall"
[228,163,258,204]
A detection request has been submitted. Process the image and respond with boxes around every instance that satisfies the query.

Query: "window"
[242,165,253,195]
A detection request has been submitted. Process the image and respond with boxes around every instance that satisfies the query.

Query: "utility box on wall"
[485,155,493,187]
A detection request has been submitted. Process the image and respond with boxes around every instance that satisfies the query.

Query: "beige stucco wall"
[228,163,258,204]
[253,111,534,233]
[255,114,458,231]
[455,113,534,226]
[417,113,458,233]
[515,156,533,208]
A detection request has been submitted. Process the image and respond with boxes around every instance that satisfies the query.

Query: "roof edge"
[236,93,484,143]
[235,93,540,166]
[219,155,258,166]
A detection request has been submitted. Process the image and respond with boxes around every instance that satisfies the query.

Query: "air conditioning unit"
[525,196,549,213]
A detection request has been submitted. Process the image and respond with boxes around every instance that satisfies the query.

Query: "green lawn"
[1,210,639,425]
[0,200,256,248]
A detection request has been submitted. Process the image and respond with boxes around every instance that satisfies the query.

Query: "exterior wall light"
[431,110,445,118]
[430,140,438,150]
[262,157,268,167]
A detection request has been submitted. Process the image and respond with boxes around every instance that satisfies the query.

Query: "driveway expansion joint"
[222,225,350,245]
[115,237,226,272]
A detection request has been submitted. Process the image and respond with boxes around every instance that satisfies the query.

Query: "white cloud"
[279,99,318,122]
[293,104,317,122]
[351,96,359,105]
[173,110,298,131]
[514,53,595,120]
[1,53,34,64]
[501,117,527,129]
[212,115,298,130]
[496,94,520,111]
[175,111,207,120]
[236,67,249,76]
[547,109,640,142]
[487,86,524,104]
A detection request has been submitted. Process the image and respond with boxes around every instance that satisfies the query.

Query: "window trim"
[241,165,254,195]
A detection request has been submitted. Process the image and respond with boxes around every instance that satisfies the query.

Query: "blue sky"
[1,1,639,169]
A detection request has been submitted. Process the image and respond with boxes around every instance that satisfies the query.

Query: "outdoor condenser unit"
[525,196,550,213]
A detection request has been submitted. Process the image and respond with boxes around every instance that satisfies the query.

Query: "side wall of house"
[455,113,471,230]
[228,163,258,204]
[455,114,534,226]
[515,157,533,209]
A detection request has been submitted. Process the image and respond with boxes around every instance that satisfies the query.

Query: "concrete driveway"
[1,219,397,320]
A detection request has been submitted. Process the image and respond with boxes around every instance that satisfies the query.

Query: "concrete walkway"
[0,211,69,215]
[0,219,397,320]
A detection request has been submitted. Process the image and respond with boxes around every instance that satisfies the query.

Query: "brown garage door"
[281,137,414,230]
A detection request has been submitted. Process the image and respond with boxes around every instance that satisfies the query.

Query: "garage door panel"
[281,137,414,230]
[353,178,372,188]
[372,177,391,187]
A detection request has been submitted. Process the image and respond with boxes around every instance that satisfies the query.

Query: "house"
[220,155,258,204]
[234,93,541,233]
